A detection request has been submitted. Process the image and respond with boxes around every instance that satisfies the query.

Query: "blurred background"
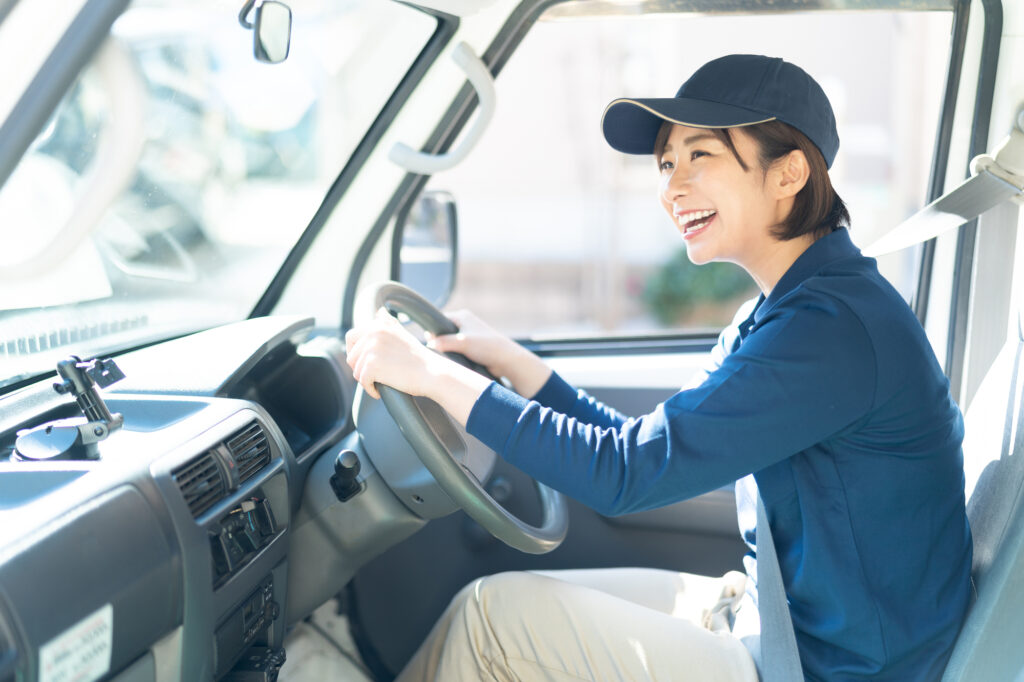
[429,9,951,337]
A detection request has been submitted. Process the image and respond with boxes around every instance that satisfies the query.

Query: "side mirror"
[393,191,458,308]
[239,0,292,64]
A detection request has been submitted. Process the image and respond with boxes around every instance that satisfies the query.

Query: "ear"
[772,149,810,199]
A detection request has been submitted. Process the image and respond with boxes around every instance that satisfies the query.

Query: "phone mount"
[13,357,126,461]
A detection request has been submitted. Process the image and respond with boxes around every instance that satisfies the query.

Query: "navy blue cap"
[602,54,840,168]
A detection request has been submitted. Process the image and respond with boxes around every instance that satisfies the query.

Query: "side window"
[425,10,951,338]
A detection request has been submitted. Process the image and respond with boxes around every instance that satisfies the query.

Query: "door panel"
[568,358,742,540]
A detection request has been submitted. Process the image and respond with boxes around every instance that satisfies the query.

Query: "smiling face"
[657,124,799,286]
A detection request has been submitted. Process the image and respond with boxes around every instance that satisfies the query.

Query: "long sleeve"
[466,288,876,516]
[526,297,761,429]
[529,371,629,429]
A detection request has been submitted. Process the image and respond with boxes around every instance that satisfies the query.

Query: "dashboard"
[0,316,431,682]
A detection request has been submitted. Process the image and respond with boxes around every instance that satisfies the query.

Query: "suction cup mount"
[13,356,125,461]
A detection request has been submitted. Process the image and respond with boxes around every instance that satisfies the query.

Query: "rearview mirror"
[254,1,292,63]
[394,191,458,308]
[239,0,292,64]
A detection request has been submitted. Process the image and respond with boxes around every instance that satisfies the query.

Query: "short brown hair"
[653,120,849,241]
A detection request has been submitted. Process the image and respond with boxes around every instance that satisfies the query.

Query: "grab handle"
[388,42,495,175]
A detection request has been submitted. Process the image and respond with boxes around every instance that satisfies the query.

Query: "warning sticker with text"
[38,603,113,682]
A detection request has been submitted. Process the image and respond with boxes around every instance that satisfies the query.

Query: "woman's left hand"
[344,309,492,425]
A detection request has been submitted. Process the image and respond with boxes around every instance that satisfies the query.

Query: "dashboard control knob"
[329,450,363,502]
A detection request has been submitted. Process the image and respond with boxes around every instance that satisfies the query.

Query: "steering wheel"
[371,281,568,554]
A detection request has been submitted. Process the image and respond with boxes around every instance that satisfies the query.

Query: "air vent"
[171,452,227,517]
[226,421,271,483]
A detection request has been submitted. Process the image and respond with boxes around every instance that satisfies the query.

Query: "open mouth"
[676,209,717,236]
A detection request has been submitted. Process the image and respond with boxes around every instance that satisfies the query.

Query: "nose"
[660,162,689,204]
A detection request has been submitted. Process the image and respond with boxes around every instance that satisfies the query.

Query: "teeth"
[676,209,716,227]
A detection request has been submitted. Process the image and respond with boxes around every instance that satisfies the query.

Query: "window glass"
[0,0,435,388]
[428,10,951,338]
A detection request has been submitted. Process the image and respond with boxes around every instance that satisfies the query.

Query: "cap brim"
[601,98,776,155]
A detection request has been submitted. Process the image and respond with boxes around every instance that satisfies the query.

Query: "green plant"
[643,249,754,325]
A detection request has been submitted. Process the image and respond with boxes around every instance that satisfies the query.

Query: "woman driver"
[345,54,972,681]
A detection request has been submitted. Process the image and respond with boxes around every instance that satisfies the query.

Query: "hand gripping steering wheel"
[372,281,568,554]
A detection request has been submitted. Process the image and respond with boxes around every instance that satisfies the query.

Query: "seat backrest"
[942,326,1024,681]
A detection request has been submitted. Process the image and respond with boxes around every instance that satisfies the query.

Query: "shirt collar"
[753,228,862,324]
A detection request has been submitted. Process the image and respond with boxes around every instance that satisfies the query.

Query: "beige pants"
[396,568,760,682]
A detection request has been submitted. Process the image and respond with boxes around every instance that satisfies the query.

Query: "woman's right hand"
[429,310,553,398]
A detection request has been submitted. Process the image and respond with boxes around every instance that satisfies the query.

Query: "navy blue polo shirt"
[466,228,972,681]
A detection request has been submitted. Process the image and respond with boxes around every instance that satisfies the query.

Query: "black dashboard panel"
[224,336,352,467]
[0,316,354,682]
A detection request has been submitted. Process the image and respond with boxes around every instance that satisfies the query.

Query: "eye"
[659,159,674,172]
[690,150,709,161]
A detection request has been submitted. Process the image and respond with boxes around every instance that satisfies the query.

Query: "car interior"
[0,0,1022,680]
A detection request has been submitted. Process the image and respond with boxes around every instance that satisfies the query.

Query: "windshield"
[0,0,436,390]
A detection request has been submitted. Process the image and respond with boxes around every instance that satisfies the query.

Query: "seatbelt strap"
[755,492,803,682]
[863,111,1024,257]
[862,168,1021,256]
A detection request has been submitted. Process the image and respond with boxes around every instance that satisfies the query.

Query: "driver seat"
[941,315,1024,680]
